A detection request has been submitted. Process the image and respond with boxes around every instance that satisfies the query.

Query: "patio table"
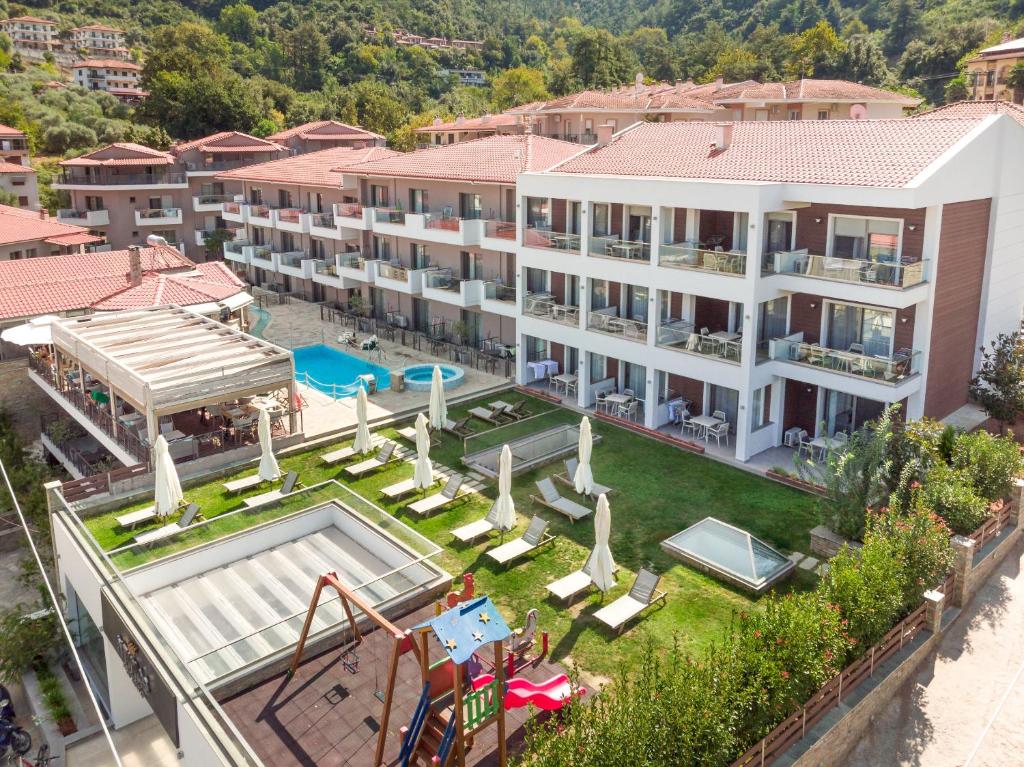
[551,373,577,395]
[690,414,723,442]
[810,435,841,460]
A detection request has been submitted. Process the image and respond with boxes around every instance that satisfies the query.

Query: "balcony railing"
[223,239,249,257]
[223,201,242,214]
[185,159,252,172]
[523,226,581,252]
[196,193,234,205]
[587,310,648,342]
[336,203,364,218]
[248,203,274,219]
[656,321,742,362]
[771,338,920,383]
[660,243,746,276]
[591,235,651,261]
[764,251,928,289]
[483,281,516,302]
[310,212,335,228]
[524,293,579,325]
[250,244,272,260]
[277,207,305,224]
[277,250,307,268]
[56,172,187,185]
[377,262,410,280]
[484,220,516,240]
[374,207,406,224]
[425,214,463,232]
[423,269,460,291]
[136,207,181,220]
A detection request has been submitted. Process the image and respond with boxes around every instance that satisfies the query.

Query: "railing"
[136,207,181,219]
[310,212,335,228]
[660,243,746,275]
[483,281,515,302]
[248,203,274,219]
[423,269,459,291]
[223,239,249,257]
[969,502,1013,552]
[276,250,307,267]
[656,323,743,362]
[764,251,928,289]
[484,220,516,240]
[523,226,580,252]
[41,414,110,478]
[377,262,410,281]
[56,172,187,185]
[425,214,462,232]
[591,235,651,261]
[250,244,272,260]
[336,203,364,218]
[337,252,366,270]
[771,339,920,382]
[196,193,234,205]
[732,601,931,767]
[374,207,406,224]
[524,294,579,325]
[60,462,149,505]
[587,310,648,341]
[223,201,242,214]
[277,207,305,223]
[185,159,252,172]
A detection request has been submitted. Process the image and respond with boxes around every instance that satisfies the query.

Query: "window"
[591,203,610,236]
[373,234,391,261]
[831,216,900,262]
[826,303,894,357]
[788,109,801,120]
[589,352,607,382]
[986,71,995,87]
[409,188,428,213]
[817,110,830,120]
[459,192,481,219]
[525,197,549,228]
[278,189,293,208]
[370,184,389,207]
[589,279,609,310]
[410,242,429,268]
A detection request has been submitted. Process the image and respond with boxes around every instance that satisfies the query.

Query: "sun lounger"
[321,436,381,465]
[116,506,157,529]
[593,568,666,634]
[504,400,530,420]
[381,472,439,501]
[530,477,593,523]
[546,553,619,602]
[407,474,469,516]
[443,417,471,437]
[222,473,266,494]
[242,471,301,508]
[452,500,510,543]
[469,405,510,426]
[554,458,613,498]
[344,442,399,478]
[486,516,555,567]
[397,424,439,445]
[133,503,201,547]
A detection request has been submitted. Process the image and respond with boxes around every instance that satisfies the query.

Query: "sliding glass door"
[826,303,893,356]
[823,389,887,436]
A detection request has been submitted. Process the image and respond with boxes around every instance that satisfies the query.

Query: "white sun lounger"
[380,472,439,501]
[343,442,398,478]
[397,424,438,446]
[555,458,613,498]
[530,477,593,523]
[407,474,468,516]
[115,506,157,529]
[486,516,554,566]
[222,473,265,494]
[546,553,619,602]
[242,471,300,508]
[593,569,666,634]
[321,439,377,465]
[133,504,200,547]
[452,500,511,543]
[468,405,509,425]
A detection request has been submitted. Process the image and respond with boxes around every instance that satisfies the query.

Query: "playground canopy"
[414,596,511,665]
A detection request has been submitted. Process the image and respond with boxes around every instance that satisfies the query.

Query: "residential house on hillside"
[71,59,146,103]
[266,121,387,155]
[69,23,129,60]
[0,204,103,262]
[0,123,38,208]
[966,36,1024,103]
[0,15,60,61]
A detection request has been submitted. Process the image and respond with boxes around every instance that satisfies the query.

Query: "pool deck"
[219,601,568,767]
[256,301,511,439]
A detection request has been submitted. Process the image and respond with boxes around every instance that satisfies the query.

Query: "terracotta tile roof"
[339,134,582,184]
[551,118,985,188]
[712,79,920,105]
[72,23,124,32]
[913,100,1024,126]
[0,204,92,247]
[92,262,244,311]
[173,131,284,155]
[267,120,384,142]
[3,16,57,24]
[216,146,400,187]
[73,58,141,70]
[0,247,243,320]
[0,123,26,137]
[977,36,1024,56]
[44,232,104,247]
[415,114,523,133]
[61,142,174,167]
[535,87,720,113]
[0,160,33,174]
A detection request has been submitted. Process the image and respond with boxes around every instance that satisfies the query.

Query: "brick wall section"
[924,199,992,419]
[673,207,687,241]
[551,198,566,233]
[668,373,704,413]
[784,379,818,432]
[794,203,926,262]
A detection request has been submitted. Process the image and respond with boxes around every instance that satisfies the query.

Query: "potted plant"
[348,292,367,317]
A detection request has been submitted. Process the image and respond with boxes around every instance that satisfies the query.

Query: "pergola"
[49,306,297,445]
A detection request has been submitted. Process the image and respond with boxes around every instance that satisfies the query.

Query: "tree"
[835,35,891,85]
[884,0,923,57]
[1007,62,1024,104]
[945,74,970,102]
[786,21,845,78]
[570,28,636,89]
[970,331,1024,432]
[710,47,761,82]
[139,70,264,138]
[141,23,230,83]
[624,27,678,81]
[203,228,235,260]
[217,2,259,44]
[286,21,328,91]
[491,66,549,110]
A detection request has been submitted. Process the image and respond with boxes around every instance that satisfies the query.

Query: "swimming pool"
[293,344,391,399]
[403,363,465,391]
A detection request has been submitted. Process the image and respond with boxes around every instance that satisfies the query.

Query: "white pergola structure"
[49,306,297,458]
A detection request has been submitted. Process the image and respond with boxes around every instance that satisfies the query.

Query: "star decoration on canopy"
[472,631,484,642]
[445,638,458,651]
[478,612,491,624]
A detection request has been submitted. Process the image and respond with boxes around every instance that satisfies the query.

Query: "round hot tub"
[403,364,465,391]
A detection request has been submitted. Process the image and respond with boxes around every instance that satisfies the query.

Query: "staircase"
[398,683,458,767]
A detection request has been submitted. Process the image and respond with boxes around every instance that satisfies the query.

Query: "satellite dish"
[849,104,868,120]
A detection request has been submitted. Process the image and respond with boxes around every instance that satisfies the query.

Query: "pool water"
[403,363,465,391]
[293,344,391,399]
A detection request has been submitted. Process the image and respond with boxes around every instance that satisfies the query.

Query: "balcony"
[764,250,928,289]
[587,308,648,343]
[656,321,742,363]
[250,244,274,270]
[56,208,109,226]
[374,261,430,294]
[193,194,234,212]
[417,213,484,246]
[276,207,310,234]
[481,281,516,317]
[769,337,920,385]
[312,252,375,289]
[53,172,188,189]
[590,235,651,262]
[524,293,580,326]
[135,207,183,226]
[334,203,373,230]
[194,228,216,246]
[223,239,249,264]
[309,212,343,240]
[221,200,246,223]
[421,269,483,307]
[481,219,517,251]
[276,250,309,278]
[247,203,276,227]
[185,159,252,175]
[522,226,581,253]
[659,242,746,276]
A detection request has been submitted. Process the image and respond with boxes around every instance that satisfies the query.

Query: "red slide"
[471,673,585,711]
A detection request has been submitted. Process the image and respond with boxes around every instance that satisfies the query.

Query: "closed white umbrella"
[353,385,372,455]
[428,365,447,430]
[591,493,616,593]
[257,406,281,482]
[573,416,595,495]
[493,444,517,531]
[153,435,183,519]
[413,412,433,490]
[1,314,59,346]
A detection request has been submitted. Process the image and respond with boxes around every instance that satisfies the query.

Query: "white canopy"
[153,435,183,518]
[573,416,595,495]
[353,385,372,455]
[413,412,434,490]
[493,444,517,531]
[257,406,281,482]
[428,365,447,430]
[1,314,59,346]
[591,494,616,593]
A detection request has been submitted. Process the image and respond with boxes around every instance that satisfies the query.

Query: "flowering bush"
[918,463,990,535]
[867,505,954,611]
[951,430,1023,503]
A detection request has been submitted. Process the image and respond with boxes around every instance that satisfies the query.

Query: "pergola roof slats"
[127,338,266,372]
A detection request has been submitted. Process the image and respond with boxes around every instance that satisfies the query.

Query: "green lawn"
[85,391,820,678]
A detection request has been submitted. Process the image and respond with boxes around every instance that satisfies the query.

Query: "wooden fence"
[731,601,929,767]
[969,501,1012,552]
[61,463,148,505]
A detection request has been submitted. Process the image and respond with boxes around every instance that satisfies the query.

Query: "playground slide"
[471,673,585,711]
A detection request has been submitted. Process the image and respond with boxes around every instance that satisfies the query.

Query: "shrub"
[0,599,60,684]
[918,463,989,535]
[867,505,954,611]
[951,430,1023,502]
[35,663,72,723]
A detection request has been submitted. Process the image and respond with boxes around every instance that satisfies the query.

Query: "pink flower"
[754,629,762,638]
[781,671,791,680]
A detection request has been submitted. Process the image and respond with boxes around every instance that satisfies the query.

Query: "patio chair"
[797,430,813,460]
[708,421,730,447]
[321,437,379,465]
[222,473,266,494]
[115,506,158,529]
[833,431,849,445]
[712,410,727,422]
[451,500,513,543]
[680,414,699,440]
[486,516,555,567]
[593,568,667,634]
[407,474,470,516]
[242,471,301,508]
[443,417,472,437]
[530,477,593,523]
[618,400,638,421]
[344,442,399,478]
[468,405,510,426]
[595,391,609,413]
[555,458,612,498]
[133,503,201,547]
[380,472,439,501]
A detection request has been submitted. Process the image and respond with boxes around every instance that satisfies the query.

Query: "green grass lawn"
[84,390,820,678]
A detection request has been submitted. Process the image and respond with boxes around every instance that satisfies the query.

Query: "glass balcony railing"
[659,242,746,275]
[277,207,305,224]
[276,251,307,268]
[656,321,743,362]
[374,207,406,224]
[251,244,272,260]
[223,201,242,214]
[136,207,181,220]
[196,193,234,205]
[483,281,516,303]
[336,203,364,218]
[524,293,579,325]
[587,310,648,342]
[377,262,410,281]
[310,212,335,228]
[56,172,187,185]
[590,235,651,261]
[763,251,928,289]
[523,226,581,252]
[337,252,366,270]
[223,239,249,257]
[425,214,464,232]
[248,203,274,219]
[484,220,516,240]
[771,338,920,382]
[423,269,460,291]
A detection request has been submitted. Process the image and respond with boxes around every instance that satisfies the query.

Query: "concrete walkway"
[844,537,1024,767]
